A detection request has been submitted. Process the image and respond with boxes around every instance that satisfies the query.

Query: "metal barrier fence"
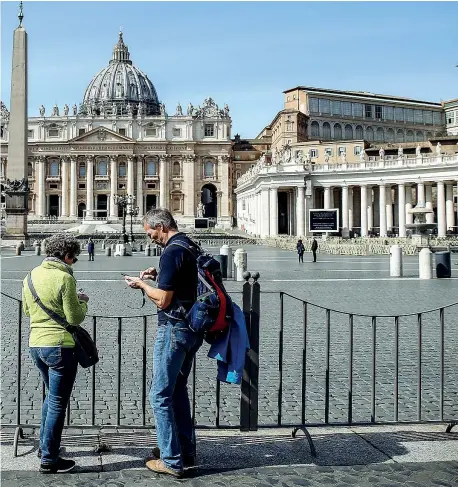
[1,273,457,459]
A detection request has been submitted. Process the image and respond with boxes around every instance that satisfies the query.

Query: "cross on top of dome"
[111,30,131,64]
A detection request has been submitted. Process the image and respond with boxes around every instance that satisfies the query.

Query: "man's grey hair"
[142,208,178,230]
[45,234,81,259]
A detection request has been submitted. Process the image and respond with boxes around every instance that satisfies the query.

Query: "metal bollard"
[234,248,247,282]
[220,245,233,278]
[105,247,111,256]
[101,241,106,250]
[40,240,46,253]
[390,245,403,277]
[419,248,433,279]
[435,251,452,278]
[151,247,157,257]
[145,245,151,257]
[139,243,143,252]
[16,244,22,256]
[35,245,41,256]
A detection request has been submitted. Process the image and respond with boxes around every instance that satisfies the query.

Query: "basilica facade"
[0,32,233,228]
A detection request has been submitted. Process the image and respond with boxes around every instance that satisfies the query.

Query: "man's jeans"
[29,347,78,465]
[150,320,203,472]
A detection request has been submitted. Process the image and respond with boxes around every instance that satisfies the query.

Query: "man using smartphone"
[123,208,202,478]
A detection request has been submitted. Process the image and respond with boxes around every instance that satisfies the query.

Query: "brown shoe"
[149,446,196,468]
[145,458,183,478]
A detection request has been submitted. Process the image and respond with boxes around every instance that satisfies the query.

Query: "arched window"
[146,159,157,176]
[322,122,331,140]
[49,159,59,176]
[204,160,214,178]
[28,162,33,177]
[79,162,86,178]
[376,127,384,142]
[333,123,342,140]
[311,121,320,138]
[172,161,181,176]
[97,158,108,176]
[366,127,374,141]
[396,129,404,143]
[386,128,395,142]
[118,161,126,177]
[344,124,353,140]
[355,125,363,139]
[416,131,424,142]
[406,130,414,142]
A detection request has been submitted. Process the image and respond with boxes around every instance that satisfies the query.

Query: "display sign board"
[309,209,339,233]
[194,218,209,229]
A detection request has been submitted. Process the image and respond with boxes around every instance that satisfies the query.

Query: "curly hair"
[45,234,81,260]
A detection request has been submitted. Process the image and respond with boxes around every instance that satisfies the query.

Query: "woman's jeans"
[150,320,203,472]
[29,347,78,465]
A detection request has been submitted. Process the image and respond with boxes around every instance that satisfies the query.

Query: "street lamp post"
[113,193,135,244]
[128,205,139,244]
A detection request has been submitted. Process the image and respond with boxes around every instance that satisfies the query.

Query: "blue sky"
[1,1,457,138]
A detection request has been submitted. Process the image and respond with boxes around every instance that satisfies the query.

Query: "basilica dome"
[81,32,160,117]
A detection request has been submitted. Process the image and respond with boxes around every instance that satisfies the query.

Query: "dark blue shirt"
[157,233,198,324]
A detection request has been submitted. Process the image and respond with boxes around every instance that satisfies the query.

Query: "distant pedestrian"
[296,239,305,263]
[311,238,318,262]
[87,238,95,261]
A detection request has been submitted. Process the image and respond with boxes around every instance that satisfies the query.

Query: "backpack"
[169,240,233,342]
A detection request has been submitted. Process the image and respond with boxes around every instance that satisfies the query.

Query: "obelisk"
[4,2,29,243]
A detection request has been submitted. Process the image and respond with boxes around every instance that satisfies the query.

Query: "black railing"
[1,275,457,459]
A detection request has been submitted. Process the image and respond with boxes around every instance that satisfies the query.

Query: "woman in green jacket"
[22,234,89,474]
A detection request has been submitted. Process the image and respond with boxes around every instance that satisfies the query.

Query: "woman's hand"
[78,293,89,303]
[124,276,145,289]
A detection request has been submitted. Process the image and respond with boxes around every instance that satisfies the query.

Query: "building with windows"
[235,86,458,238]
[443,98,458,135]
[0,32,232,227]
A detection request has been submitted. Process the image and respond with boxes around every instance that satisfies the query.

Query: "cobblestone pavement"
[2,461,458,487]
[1,246,458,430]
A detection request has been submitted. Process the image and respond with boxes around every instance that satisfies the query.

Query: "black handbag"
[27,274,99,368]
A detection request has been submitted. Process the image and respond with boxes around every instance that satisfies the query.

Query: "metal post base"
[445,421,457,433]
[292,426,317,458]
[13,427,24,457]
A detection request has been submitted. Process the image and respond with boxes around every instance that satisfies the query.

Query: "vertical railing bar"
[325,309,330,424]
[371,316,376,423]
[417,313,422,421]
[191,356,196,426]
[117,317,122,427]
[66,396,71,426]
[142,316,147,427]
[277,292,284,426]
[91,316,97,426]
[216,380,221,428]
[348,314,354,424]
[16,301,22,426]
[394,316,399,422]
[301,301,307,425]
[440,308,444,422]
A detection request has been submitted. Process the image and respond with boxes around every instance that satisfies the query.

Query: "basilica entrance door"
[97,194,108,218]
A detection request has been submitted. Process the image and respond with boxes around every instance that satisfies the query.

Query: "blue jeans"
[29,347,78,465]
[149,320,203,472]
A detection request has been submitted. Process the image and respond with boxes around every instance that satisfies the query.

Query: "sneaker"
[149,446,196,468]
[145,458,183,478]
[39,457,76,474]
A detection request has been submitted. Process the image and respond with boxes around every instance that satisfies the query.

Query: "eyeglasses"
[72,257,78,263]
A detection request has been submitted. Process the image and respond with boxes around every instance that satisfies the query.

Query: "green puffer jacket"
[22,259,88,347]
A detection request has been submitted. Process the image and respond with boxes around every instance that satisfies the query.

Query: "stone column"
[269,187,278,236]
[86,155,94,219]
[37,156,46,216]
[136,155,144,217]
[445,183,454,232]
[379,184,387,237]
[60,156,68,217]
[261,188,270,238]
[386,186,393,231]
[360,185,368,237]
[127,155,134,196]
[324,187,331,209]
[417,182,425,206]
[69,156,77,217]
[348,187,354,231]
[425,184,434,224]
[367,186,373,232]
[398,183,406,237]
[342,185,349,231]
[184,155,195,217]
[296,186,305,237]
[405,185,413,225]
[159,155,167,208]
[436,181,446,237]
[110,155,118,218]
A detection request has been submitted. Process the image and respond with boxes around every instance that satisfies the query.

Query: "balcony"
[144,175,158,181]
[46,175,60,182]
